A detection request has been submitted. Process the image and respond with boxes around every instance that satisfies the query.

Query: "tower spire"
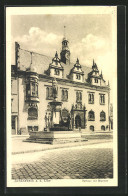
[30,52,33,68]
[93,59,95,66]
[64,26,66,38]
[60,26,70,65]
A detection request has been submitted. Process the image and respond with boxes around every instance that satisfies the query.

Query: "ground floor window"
[101,125,105,131]
[11,116,15,129]
[90,125,94,131]
[34,126,38,131]
[28,126,38,132]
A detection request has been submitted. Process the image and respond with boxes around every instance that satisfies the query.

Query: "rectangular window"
[34,126,38,131]
[94,78,98,83]
[32,83,38,96]
[76,91,82,103]
[28,126,38,132]
[26,83,30,96]
[100,94,105,105]
[28,126,32,132]
[88,93,94,104]
[76,74,81,80]
[61,89,68,101]
[11,116,15,129]
[32,83,36,96]
[54,69,60,75]
[46,86,53,100]
[26,83,38,97]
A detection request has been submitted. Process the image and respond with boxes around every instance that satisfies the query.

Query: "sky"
[11,9,117,102]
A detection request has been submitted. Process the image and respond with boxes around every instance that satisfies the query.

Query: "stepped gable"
[17,47,92,80]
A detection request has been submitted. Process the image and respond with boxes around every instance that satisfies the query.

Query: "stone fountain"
[25,78,87,144]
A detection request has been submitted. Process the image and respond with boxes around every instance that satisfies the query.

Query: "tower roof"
[73,58,82,69]
[52,51,60,62]
[92,59,99,71]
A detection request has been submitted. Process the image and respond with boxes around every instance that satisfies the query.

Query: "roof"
[17,47,92,81]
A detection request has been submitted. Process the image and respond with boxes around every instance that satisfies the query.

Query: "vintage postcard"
[6,6,117,187]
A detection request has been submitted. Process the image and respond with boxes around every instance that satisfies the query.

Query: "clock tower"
[60,26,70,65]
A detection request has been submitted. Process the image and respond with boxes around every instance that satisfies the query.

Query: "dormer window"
[94,78,98,83]
[87,60,106,87]
[76,74,81,80]
[48,52,64,78]
[54,69,60,75]
[68,58,84,82]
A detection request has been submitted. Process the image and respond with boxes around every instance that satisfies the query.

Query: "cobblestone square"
[12,142,113,179]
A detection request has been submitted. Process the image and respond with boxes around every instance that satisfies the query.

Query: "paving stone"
[12,148,113,180]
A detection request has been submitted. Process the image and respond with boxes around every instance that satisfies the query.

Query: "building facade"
[11,36,110,135]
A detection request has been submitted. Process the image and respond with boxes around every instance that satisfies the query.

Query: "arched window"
[88,110,95,121]
[100,111,106,121]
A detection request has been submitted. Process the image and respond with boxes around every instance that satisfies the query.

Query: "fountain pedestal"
[25,131,87,144]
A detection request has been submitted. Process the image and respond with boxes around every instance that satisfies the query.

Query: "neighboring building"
[109,103,113,130]
[11,35,110,135]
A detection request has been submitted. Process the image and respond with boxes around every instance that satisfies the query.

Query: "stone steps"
[24,136,87,145]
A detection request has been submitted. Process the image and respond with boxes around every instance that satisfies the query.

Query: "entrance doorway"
[75,115,81,128]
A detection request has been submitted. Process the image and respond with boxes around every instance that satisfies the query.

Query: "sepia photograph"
[6,6,117,187]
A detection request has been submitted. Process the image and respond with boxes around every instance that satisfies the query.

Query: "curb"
[12,139,113,155]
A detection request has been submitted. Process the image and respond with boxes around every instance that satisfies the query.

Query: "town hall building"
[11,34,110,135]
